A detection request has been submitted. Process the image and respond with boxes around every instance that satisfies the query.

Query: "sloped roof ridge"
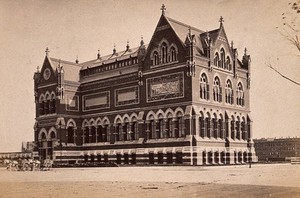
[167,17,205,33]
[50,57,81,67]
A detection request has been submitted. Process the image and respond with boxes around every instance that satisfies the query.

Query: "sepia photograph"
[0,0,299,197]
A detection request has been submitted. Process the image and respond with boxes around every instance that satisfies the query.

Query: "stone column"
[145,121,150,140]
[127,122,132,141]
[163,119,168,138]
[82,128,85,144]
[204,118,207,138]
[137,120,144,139]
[194,115,200,136]
[113,124,118,142]
[184,116,191,136]
[160,119,165,138]
[88,127,92,143]
[73,127,77,145]
[172,118,178,138]
[95,126,98,143]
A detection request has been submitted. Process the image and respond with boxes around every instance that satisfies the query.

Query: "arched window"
[225,80,233,104]
[213,114,218,139]
[39,95,45,115]
[41,132,47,140]
[225,56,231,70]
[165,113,173,138]
[213,76,222,102]
[206,113,211,138]
[153,51,159,66]
[200,73,209,100]
[50,131,56,139]
[50,94,56,113]
[214,53,220,67]
[91,126,96,143]
[199,112,205,138]
[237,82,244,106]
[161,42,168,64]
[170,46,177,62]
[67,127,74,143]
[220,48,225,68]
[236,117,241,140]
[83,126,89,144]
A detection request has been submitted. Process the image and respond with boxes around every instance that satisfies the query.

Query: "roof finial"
[113,44,116,54]
[231,40,234,49]
[97,49,101,59]
[188,26,191,37]
[126,40,130,51]
[219,16,224,27]
[75,56,79,64]
[36,66,40,73]
[244,47,247,55]
[140,35,144,46]
[161,4,166,15]
[45,47,50,56]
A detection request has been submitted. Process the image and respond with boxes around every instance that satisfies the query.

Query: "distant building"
[254,137,300,162]
[21,141,35,152]
[33,5,256,165]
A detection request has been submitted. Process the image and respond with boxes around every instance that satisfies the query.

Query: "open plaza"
[0,163,299,197]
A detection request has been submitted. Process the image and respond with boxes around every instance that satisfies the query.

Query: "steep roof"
[167,17,205,44]
[50,58,81,82]
[80,45,147,70]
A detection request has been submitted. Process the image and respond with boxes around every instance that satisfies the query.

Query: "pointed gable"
[39,56,57,84]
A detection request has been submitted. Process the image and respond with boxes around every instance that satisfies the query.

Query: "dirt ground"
[0,163,299,198]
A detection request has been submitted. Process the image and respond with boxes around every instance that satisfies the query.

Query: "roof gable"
[39,56,57,84]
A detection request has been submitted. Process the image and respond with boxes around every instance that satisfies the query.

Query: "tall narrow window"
[153,51,159,66]
[161,42,168,64]
[225,80,233,104]
[220,48,225,68]
[237,82,244,106]
[213,77,222,102]
[170,46,177,62]
[67,127,74,143]
[200,73,209,100]
[225,56,231,70]
[214,53,220,67]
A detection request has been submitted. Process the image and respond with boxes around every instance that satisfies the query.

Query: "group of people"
[3,157,53,171]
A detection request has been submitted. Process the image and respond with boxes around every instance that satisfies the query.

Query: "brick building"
[254,137,300,162]
[33,5,256,165]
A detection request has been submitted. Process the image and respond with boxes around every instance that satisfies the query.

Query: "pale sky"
[0,0,299,152]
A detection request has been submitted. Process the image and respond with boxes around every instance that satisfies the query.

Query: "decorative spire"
[36,66,40,73]
[244,47,247,56]
[219,16,224,27]
[126,40,130,51]
[188,26,191,37]
[113,44,116,54]
[231,40,234,49]
[58,59,63,72]
[45,47,50,56]
[161,4,166,15]
[140,35,144,46]
[75,56,79,64]
[97,49,101,59]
